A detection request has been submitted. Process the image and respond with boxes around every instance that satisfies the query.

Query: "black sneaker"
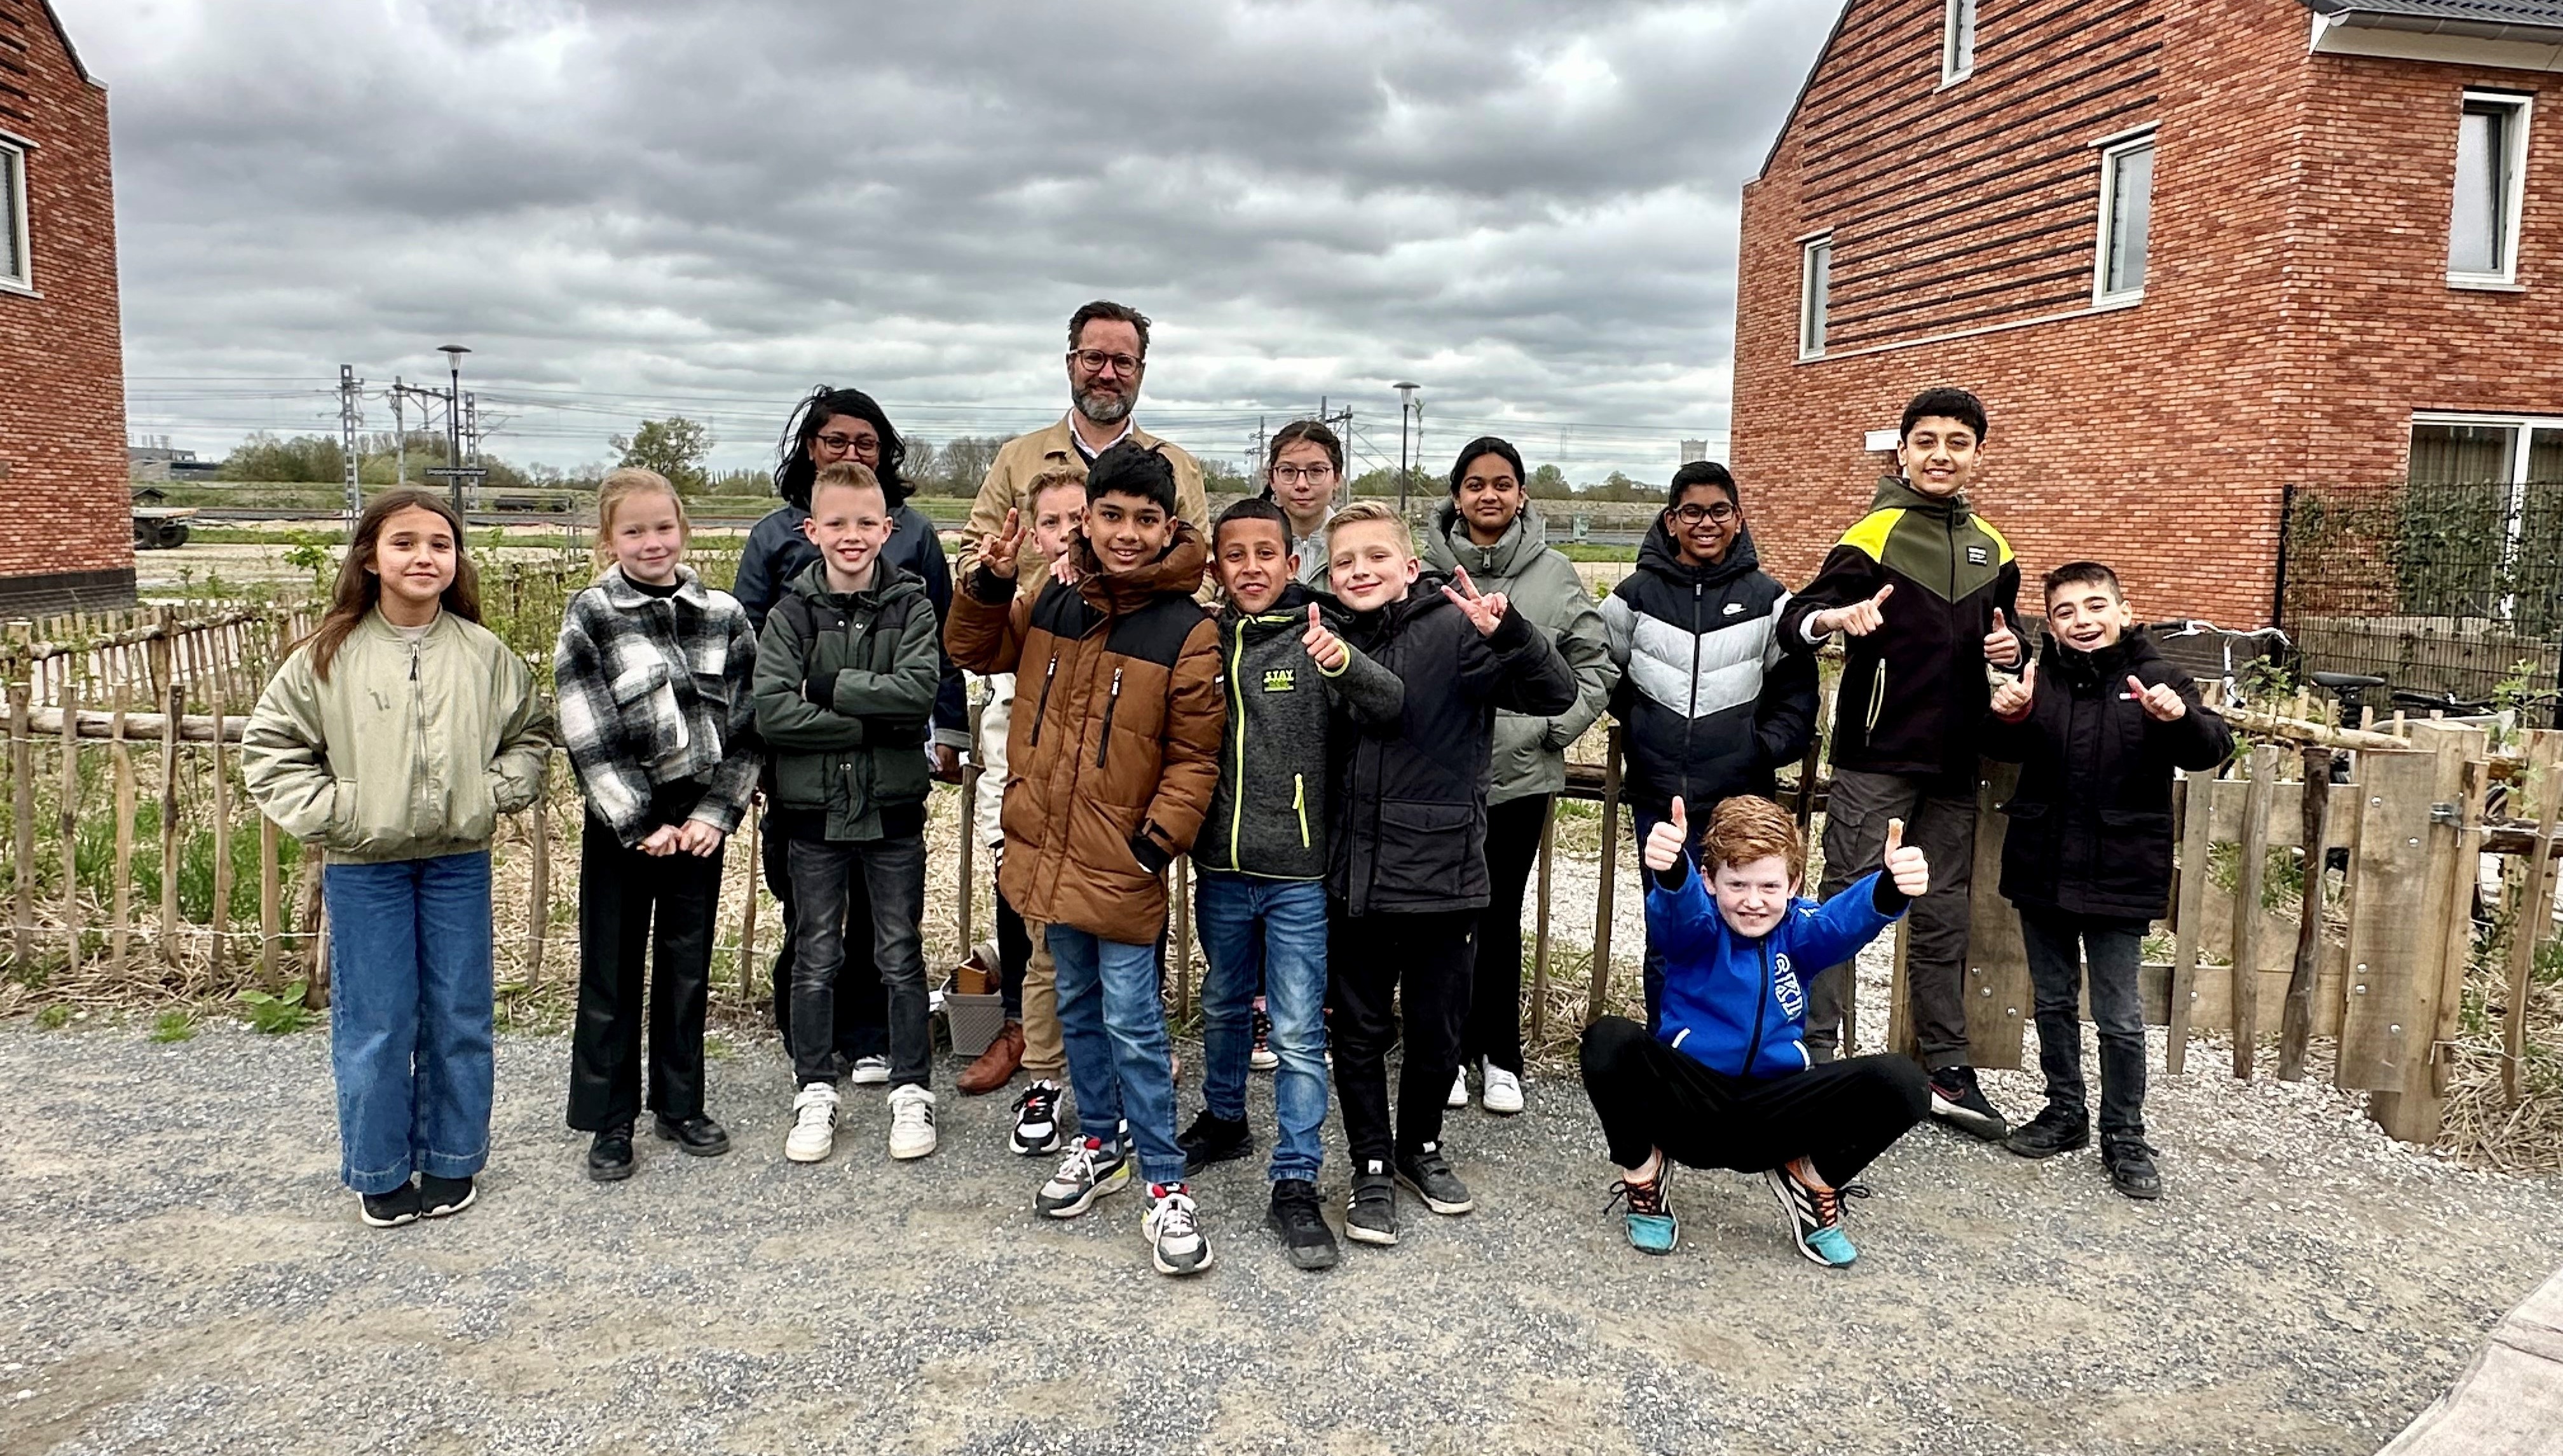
[1011,1080,1064,1157]
[1266,1178,1341,1271]
[417,1174,477,1219]
[587,1122,635,1182]
[1177,1110,1254,1174]
[359,1183,421,1228]
[1394,1142,1474,1216]
[1344,1160,1398,1246]
[2103,1139,2164,1201]
[2003,1105,2089,1160]
[653,1113,731,1157]
[1927,1065,2009,1141]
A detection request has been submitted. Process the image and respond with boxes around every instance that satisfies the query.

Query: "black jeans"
[567,810,721,1131]
[1462,794,1550,1075]
[1808,767,1978,1068]
[785,835,931,1090]
[2018,908,2150,1143]
[1330,907,1473,1166]
[765,815,887,1061]
[997,888,1031,1021]
[1578,1015,1928,1187]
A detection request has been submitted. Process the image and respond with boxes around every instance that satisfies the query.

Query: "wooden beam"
[2230,744,2279,1079]
[2166,768,2217,1075]
[2278,745,2335,1080]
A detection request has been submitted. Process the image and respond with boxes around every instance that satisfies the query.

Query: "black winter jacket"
[1981,629,2236,920]
[1196,583,1405,881]
[1779,477,2026,780]
[1328,573,1578,916]
[735,501,967,747]
[1601,520,1816,822]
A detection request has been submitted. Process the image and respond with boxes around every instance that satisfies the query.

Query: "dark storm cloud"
[80,0,1839,473]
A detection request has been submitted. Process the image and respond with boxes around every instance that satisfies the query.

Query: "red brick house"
[0,0,130,616]
[1733,0,2563,633]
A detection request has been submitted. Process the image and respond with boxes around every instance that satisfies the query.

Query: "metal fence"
[2276,478,2563,710]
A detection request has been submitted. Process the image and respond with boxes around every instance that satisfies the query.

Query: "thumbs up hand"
[1644,796,1690,874]
[2128,673,2187,722]
[1983,607,2023,668]
[1990,657,2037,722]
[1814,583,1894,639]
[1883,817,1931,899]
[1301,601,1348,670]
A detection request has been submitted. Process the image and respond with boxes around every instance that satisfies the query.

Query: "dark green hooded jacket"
[749,559,940,841]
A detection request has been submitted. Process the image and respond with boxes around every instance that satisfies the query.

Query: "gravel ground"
[5,988,2561,1456]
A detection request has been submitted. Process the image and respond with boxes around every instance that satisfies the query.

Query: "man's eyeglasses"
[1069,349,1144,376]
[1271,465,1336,484]
[815,433,877,455]
[1672,501,1738,526]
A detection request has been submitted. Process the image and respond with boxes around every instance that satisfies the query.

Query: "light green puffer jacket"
[1424,498,1616,805]
[242,610,555,864]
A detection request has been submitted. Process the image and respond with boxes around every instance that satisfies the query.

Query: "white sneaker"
[1481,1063,1524,1116]
[1145,1183,1215,1276]
[849,1055,892,1086]
[784,1082,840,1163]
[1447,1067,1470,1108]
[887,1084,936,1159]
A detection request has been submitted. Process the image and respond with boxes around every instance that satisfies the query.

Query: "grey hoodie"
[1424,498,1616,805]
[1194,582,1403,880]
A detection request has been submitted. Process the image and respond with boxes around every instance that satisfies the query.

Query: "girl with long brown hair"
[242,489,554,1228]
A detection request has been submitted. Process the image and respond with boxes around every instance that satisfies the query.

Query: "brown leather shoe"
[957,1021,1026,1095]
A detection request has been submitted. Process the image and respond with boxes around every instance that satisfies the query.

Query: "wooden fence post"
[2278,744,2335,1081]
[158,683,182,967]
[736,799,760,1012]
[209,698,231,981]
[2231,744,2279,1079]
[110,688,133,972]
[1172,855,1193,1022]
[1585,725,1623,1026]
[2505,732,2563,1105]
[259,816,281,986]
[526,794,550,988]
[1529,797,1556,1049]
[10,684,32,974]
[57,677,79,979]
[2167,768,2215,1075]
[2366,724,2484,1143]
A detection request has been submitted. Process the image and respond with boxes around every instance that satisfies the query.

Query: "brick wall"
[0,1,133,614]
[1734,0,2563,630]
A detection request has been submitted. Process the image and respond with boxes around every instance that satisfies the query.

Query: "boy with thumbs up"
[1985,562,2232,1199]
[1579,794,1932,1265]
[1183,498,1404,1270]
[1779,386,2023,1140]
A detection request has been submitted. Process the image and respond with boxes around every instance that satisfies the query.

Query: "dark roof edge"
[38,0,100,87]
[2305,1,2563,46]
[1754,0,1859,184]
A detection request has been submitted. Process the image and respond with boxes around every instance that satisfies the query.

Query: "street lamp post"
[1393,381,1420,520]
[437,344,472,513]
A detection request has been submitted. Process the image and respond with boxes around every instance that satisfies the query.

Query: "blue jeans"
[1194,871,1329,1183]
[324,852,496,1195]
[1047,925,1185,1187]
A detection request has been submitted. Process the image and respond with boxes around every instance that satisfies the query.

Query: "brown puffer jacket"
[945,522,1226,945]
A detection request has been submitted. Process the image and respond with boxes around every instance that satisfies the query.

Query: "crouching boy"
[1324,500,1577,1248]
[1182,498,1404,1272]
[946,442,1227,1278]
[1580,795,1931,1267]
[1985,562,2232,1200]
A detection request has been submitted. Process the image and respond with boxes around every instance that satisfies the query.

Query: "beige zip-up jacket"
[963,417,1210,585]
[242,610,555,864]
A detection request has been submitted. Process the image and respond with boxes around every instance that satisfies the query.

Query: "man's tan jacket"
[964,418,1208,586]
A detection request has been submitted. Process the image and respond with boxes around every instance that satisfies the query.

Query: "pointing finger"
[2128,674,2146,697]
[1871,583,1895,608]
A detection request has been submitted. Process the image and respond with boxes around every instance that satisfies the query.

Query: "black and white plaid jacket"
[554,565,760,847]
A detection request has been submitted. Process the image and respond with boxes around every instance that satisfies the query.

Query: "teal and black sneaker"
[1607,1165,1678,1255]
[1763,1159,1868,1269]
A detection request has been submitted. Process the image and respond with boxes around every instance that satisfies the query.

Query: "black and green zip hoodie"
[1779,476,2025,780]
[1194,583,1405,881]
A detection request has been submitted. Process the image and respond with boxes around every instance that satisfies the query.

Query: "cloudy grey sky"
[78,0,1838,481]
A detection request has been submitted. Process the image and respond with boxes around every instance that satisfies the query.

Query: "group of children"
[235,344,2231,1277]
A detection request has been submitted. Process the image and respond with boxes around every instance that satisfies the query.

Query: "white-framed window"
[2407,412,2563,618]
[1799,235,1832,358]
[1942,0,1978,86]
[2095,133,2154,306]
[0,136,29,293]
[2451,91,2531,287]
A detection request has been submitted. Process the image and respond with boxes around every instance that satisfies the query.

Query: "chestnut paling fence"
[3,590,2557,1152]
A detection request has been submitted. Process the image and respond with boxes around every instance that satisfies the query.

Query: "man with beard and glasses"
[962,301,1209,1159]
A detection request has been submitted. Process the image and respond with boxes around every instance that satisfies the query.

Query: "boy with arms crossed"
[1322,501,1576,1248]
[947,443,1226,1277]
[1781,386,2023,1140]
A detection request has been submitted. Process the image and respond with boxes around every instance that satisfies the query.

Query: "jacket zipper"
[1866,659,1886,735]
[1095,667,1123,767]
[408,636,431,832]
[1683,582,1703,793]
[1739,940,1772,1076]
[1294,773,1309,850]
[1228,623,1248,864]
[1029,652,1060,746]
